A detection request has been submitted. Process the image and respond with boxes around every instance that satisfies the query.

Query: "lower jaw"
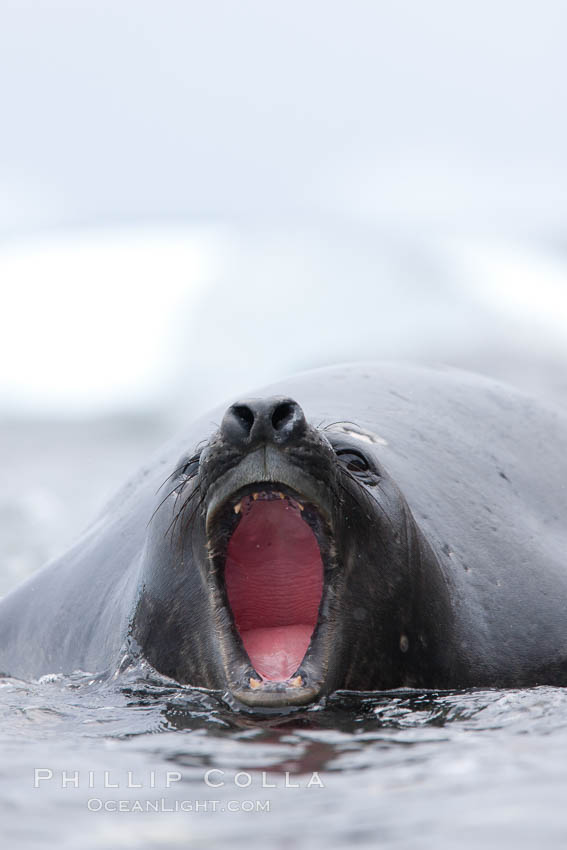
[221,630,332,709]
[227,671,325,708]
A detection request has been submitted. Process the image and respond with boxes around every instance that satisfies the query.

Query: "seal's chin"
[206,477,335,708]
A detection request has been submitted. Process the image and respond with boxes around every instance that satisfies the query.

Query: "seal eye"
[178,453,201,480]
[336,449,370,473]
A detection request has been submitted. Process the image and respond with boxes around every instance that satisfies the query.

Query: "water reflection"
[3,667,567,848]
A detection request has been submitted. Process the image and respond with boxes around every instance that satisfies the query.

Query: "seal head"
[134,395,456,708]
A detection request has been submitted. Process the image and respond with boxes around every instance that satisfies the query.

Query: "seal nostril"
[222,397,305,446]
[272,402,294,432]
[233,405,254,435]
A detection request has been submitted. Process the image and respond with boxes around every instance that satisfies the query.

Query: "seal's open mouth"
[224,491,323,681]
[206,457,336,707]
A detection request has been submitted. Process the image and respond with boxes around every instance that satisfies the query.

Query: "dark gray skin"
[0,363,566,708]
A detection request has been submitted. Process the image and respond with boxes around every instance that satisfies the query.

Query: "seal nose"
[221,397,307,448]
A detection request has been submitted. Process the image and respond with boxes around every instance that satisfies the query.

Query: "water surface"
[3,667,567,849]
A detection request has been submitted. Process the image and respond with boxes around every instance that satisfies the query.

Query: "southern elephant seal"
[0,363,566,708]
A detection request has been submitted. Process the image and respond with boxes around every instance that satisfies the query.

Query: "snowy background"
[1,0,567,589]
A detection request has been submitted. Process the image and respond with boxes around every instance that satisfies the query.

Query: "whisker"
[148,467,201,529]
[168,485,209,549]
[147,484,184,529]
[322,419,363,432]
[155,462,191,495]
[155,442,207,495]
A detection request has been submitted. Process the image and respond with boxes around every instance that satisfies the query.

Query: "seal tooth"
[249,677,262,689]
[289,675,303,688]
[278,491,285,499]
[234,501,242,514]
[252,492,259,500]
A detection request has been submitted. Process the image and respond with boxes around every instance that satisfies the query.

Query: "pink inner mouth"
[224,495,323,681]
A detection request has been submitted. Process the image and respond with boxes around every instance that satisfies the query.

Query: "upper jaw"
[203,445,340,708]
[205,445,333,535]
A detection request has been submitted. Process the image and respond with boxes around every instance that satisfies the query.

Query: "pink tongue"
[224,497,323,681]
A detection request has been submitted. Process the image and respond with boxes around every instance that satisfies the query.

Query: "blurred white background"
[1,1,567,581]
[1,0,566,419]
